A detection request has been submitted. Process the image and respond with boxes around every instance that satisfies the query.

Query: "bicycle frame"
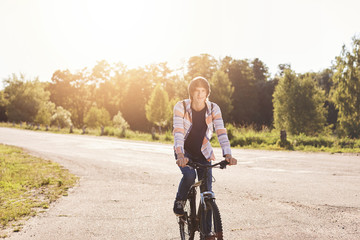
[179,160,228,239]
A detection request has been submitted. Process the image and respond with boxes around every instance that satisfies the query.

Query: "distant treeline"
[1,36,359,139]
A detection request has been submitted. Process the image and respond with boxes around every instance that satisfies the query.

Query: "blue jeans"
[175,152,213,235]
[175,152,212,201]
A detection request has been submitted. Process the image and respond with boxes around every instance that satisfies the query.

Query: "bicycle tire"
[199,200,223,240]
[179,196,196,240]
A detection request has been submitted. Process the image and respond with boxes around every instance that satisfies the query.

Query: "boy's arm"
[212,103,232,157]
[173,101,185,155]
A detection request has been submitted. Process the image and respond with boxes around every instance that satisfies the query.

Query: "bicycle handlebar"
[187,159,229,169]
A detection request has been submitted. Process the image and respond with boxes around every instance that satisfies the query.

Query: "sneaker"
[205,235,216,240]
[173,200,185,216]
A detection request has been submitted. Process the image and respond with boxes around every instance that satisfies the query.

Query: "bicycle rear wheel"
[199,200,223,240]
[179,196,196,240]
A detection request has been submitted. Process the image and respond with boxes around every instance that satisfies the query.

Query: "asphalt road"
[0,127,359,239]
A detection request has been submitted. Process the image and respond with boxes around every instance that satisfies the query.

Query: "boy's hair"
[188,76,211,100]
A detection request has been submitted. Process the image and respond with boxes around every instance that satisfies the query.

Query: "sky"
[1,0,360,87]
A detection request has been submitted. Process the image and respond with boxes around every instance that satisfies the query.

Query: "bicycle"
[178,159,229,240]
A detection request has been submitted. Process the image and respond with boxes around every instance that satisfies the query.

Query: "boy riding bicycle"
[172,76,237,216]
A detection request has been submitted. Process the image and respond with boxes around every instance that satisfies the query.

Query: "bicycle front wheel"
[179,197,196,240]
[199,200,223,240]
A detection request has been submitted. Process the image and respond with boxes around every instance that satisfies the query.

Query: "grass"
[0,144,78,237]
[1,122,360,154]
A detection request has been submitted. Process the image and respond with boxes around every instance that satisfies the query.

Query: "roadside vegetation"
[1,122,359,154]
[0,144,78,238]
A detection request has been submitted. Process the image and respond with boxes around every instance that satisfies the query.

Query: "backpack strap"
[211,102,215,131]
[182,100,186,119]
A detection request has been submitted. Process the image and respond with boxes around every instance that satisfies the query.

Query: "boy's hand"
[225,154,237,165]
[176,157,189,167]
[176,153,189,167]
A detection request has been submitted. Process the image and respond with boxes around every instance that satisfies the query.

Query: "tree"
[91,60,127,118]
[252,58,269,83]
[187,54,218,81]
[121,68,152,131]
[84,106,111,128]
[145,84,171,133]
[209,70,234,122]
[251,58,274,127]
[0,91,7,122]
[277,63,292,77]
[51,106,72,128]
[47,69,93,127]
[3,74,51,123]
[219,56,233,74]
[273,69,326,135]
[145,62,177,100]
[312,69,337,128]
[257,79,277,127]
[332,36,360,138]
[228,59,259,125]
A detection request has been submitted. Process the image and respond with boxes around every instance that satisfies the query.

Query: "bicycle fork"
[200,191,216,210]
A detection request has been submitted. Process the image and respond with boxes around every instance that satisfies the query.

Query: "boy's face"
[192,87,207,105]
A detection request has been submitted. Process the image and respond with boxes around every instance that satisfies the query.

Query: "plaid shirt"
[173,99,231,161]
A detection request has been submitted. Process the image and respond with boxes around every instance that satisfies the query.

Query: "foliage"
[2,121,360,153]
[273,69,326,135]
[221,57,274,127]
[84,106,111,128]
[252,58,270,83]
[209,70,234,122]
[2,74,51,123]
[332,36,360,138]
[257,79,277,127]
[5,49,360,139]
[186,54,218,81]
[121,68,152,131]
[0,91,7,122]
[92,60,127,118]
[145,84,171,129]
[47,69,93,127]
[212,125,278,148]
[51,106,72,128]
[226,59,260,125]
[309,69,338,128]
[145,62,176,99]
[112,111,129,130]
[34,101,55,125]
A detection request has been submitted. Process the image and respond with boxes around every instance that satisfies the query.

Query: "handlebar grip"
[186,160,195,167]
[220,160,229,169]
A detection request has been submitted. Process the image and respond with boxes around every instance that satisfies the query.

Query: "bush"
[225,123,236,141]
[276,139,294,150]
[164,130,173,141]
[84,106,110,128]
[103,126,115,136]
[334,137,355,149]
[113,111,129,130]
[51,106,72,128]
[292,134,334,148]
